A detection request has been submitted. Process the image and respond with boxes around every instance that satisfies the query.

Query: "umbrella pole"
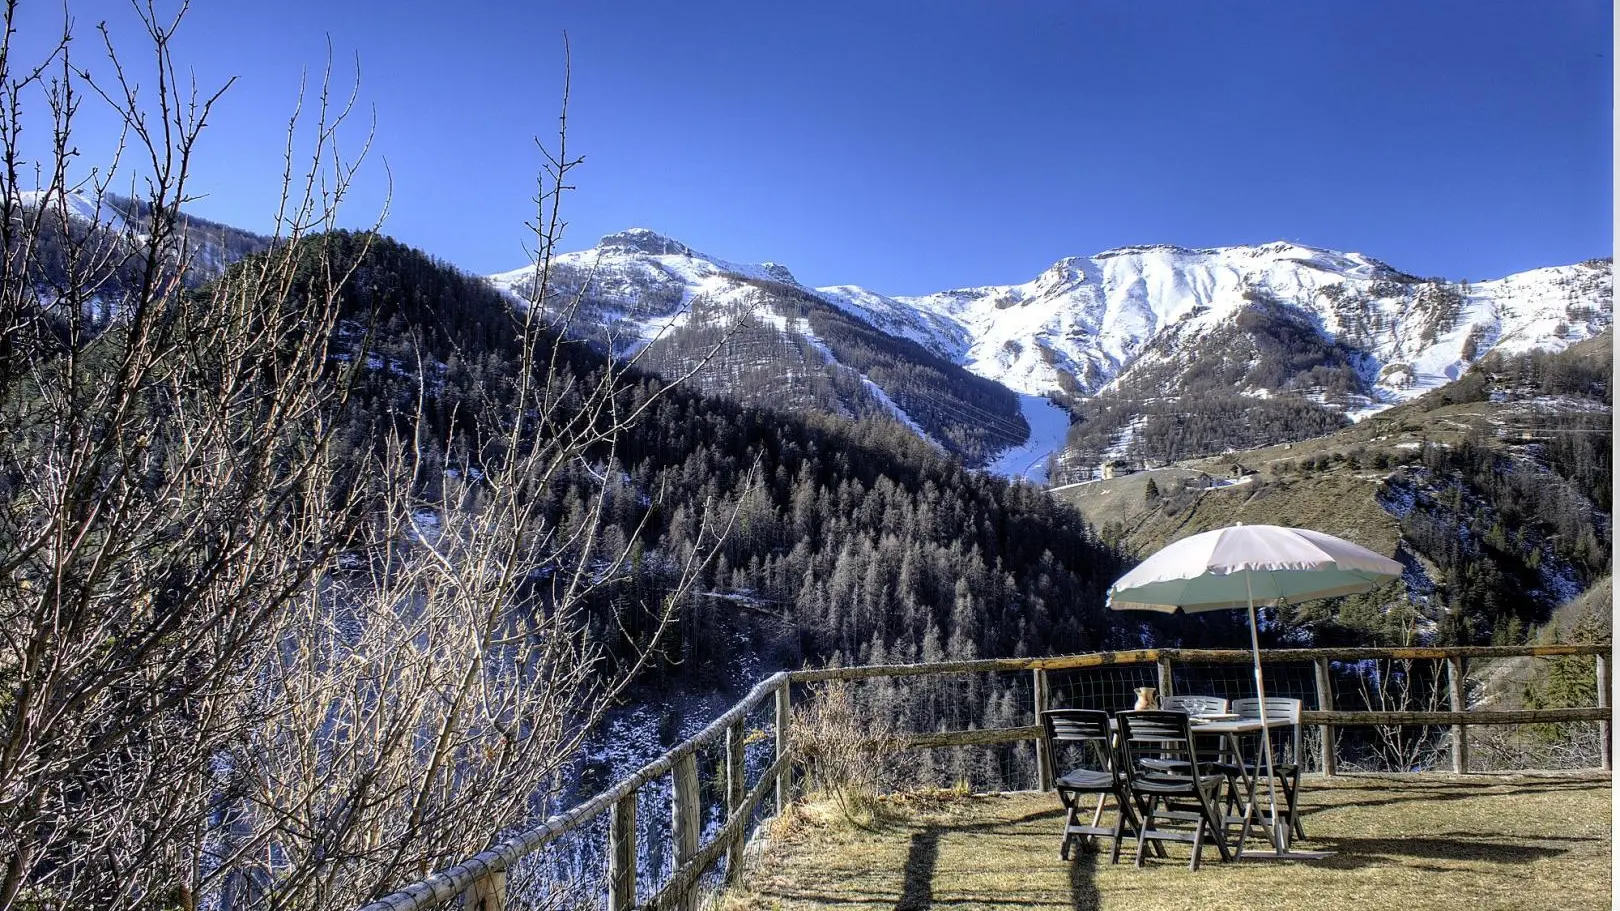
[1246,574,1284,855]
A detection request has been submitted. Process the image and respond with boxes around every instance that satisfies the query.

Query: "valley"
[8,190,1610,910]
[2,5,1609,909]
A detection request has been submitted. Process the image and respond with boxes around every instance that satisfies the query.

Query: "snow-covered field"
[984,395,1072,481]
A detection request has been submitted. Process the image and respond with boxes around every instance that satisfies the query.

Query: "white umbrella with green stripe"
[1108,523,1403,857]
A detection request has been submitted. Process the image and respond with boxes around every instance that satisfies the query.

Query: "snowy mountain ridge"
[489,229,1035,465]
[13,187,270,285]
[488,229,1609,479]
[888,241,1610,409]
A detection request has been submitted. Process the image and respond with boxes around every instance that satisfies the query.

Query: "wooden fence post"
[671,753,701,911]
[725,720,747,882]
[1447,655,1468,774]
[608,792,637,911]
[1032,668,1052,791]
[459,872,507,911]
[1157,654,1174,701]
[775,680,793,813]
[1313,657,1336,777]
[1597,655,1610,772]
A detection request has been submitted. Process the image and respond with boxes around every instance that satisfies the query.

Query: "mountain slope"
[892,242,1610,407]
[492,232,1609,482]
[15,188,270,286]
[1057,331,1613,646]
[489,229,1031,465]
[270,228,1126,676]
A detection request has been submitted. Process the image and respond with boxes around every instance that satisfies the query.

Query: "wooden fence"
[356,643,1609,911]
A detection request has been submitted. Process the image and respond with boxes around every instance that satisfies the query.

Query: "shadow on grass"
[896,827,937,910]
[1310,831,1591,870]
[1295,775,1610,819]
[1068,852,1101,911]
[893,809,1102,910]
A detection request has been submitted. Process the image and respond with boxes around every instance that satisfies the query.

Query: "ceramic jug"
[1133,686,1158,710]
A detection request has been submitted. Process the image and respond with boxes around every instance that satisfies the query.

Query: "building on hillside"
[1101,459,1137,480]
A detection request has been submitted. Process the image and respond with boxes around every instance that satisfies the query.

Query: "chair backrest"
[1116,710,1209,779]
[1161,694,1228,715]
[1041,709,1115,773]
[1231,697,1300,723]
[1231,697,1303,757]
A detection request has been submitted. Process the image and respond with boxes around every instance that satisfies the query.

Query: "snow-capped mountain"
[488,228,805,352]
[489,231,1611,481]
[13,187,270,285]
[489,229,1032,466]
[16,188,131,233]
[886,241,1611,409]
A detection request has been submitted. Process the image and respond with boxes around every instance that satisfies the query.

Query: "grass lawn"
[721,772,1610,911]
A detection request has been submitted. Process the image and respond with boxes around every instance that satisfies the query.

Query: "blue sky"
[18,1,1613,294]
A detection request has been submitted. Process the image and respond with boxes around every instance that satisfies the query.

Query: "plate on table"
[1190,713,1240,722]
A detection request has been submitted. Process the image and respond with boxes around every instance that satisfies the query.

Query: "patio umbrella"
[1107,523,1403,857]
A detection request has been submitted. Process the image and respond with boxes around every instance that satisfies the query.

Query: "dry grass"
[720,772,1610,911]
[1059,468,1405,560]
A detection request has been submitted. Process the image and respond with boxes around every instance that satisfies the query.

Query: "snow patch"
[984,396,1071,481]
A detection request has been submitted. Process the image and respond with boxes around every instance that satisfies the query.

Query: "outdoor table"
[1190,715,1296,856]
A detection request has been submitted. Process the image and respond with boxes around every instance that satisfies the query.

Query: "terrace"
[721,772,1610,911]
[359,645,1611,911]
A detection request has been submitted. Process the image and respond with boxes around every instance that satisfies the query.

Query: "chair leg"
[1135,795,1157,868]
[1189,813,1205,871]
[1233,778,1257,858]
[1108,789,1130,865]
[1059,792,1079,860]
[1285,773,1304,839]
[1086,793,1108,853]
[1203,790,1232,863]
[1221,771,1242,826]
[1132,792,1168,859]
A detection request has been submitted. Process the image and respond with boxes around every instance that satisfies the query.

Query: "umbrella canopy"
[1108,524,1403,858]
[1107,524,1404,613]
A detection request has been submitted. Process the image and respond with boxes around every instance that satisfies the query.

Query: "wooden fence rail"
[796,645,1610,786]
[356,671,791,911]
[355,644,1608,911]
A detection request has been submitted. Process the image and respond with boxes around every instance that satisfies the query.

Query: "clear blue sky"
[18,0,1613,294]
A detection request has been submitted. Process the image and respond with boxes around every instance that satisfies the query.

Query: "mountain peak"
[1094,243,1197,259]
[598,228,692,258]
[759,261,797,284]
[1031,256,1087,294]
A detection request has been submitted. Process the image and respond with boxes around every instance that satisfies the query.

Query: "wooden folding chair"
[1117,710,1233,870]
[1041,709,1140,863]
[1221,697,1306,840]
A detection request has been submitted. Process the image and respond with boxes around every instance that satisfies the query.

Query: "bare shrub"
[0,9,732,911]
[793,680,905,825]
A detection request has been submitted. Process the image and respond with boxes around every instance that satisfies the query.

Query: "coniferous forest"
[309,231,1126,682]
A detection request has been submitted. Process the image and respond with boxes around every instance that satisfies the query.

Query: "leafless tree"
[217,45,744,909]
[0,6,735,910]
[0,2,379,907]
[1349,605,1450,772]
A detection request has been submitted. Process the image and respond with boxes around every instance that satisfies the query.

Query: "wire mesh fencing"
[360,647,1606,911]
[833,649,1607,786]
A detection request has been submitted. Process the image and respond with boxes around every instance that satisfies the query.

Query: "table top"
[1188,716,1293,733]
[1102,714,1294,733]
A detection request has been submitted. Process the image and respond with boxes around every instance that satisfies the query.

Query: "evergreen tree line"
[1417,337,1610,643]
[269,233,1126,780]
[1057,296,1362,473]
